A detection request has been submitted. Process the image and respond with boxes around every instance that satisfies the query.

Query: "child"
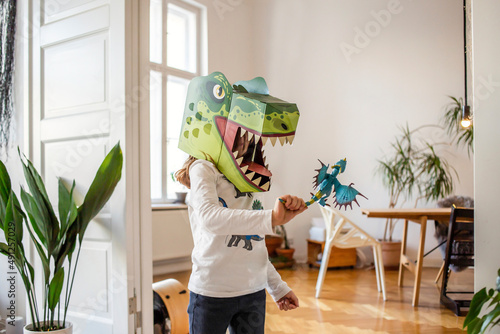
[176,156,307,334]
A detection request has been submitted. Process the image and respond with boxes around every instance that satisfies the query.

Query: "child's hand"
[272,195,307,227]
[276,290,299,311]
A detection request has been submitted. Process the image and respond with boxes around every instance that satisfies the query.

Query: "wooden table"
[361,208,452,307]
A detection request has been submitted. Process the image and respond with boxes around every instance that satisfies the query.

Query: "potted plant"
[463,268,500,334]
[442,96,473,156]
[377,124,456,268]
[251,199,283,257]
[0,143,123,333]
[275,225,295,261]
[170,172,188,204]
[265,234,283,258]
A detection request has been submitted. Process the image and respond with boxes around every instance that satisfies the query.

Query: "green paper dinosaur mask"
[178,72,300,193]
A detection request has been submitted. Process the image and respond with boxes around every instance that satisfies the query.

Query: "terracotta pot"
[265,236,283,257]
[381,240,402,270]
[276,248,295,260]
[24,322,72,334]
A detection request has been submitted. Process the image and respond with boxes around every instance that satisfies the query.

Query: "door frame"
[131,0,154,332]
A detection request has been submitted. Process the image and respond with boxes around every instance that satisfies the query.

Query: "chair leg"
[315,240,333,298]
[372,245,381,292]
[435,261,445,284]
[375,244,387,301]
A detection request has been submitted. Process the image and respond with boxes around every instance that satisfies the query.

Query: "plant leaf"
[20,187,48,249]
[466,317,483,334]
[77,143,123,242]
[0,159,12,229]
[464,287,489,328]
[24,211,50,283]
[20,153,60,252]
[25,261,36,288]
[12,196,26,246]
[19,266,33,294]
[4,192,24,245]
[48,269,65,312]
[58,179,78,234]
[479,303,500,333]
[441,96,473,156]
[0,242,10,257]
[54,222,78,272]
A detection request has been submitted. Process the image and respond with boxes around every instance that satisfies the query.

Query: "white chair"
[315,206,387,300]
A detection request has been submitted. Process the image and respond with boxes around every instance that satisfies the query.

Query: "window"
[149,0,206,202]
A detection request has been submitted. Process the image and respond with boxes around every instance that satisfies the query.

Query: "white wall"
[248,0,474,264]
[201,0,257,81]
[473,0,500,314]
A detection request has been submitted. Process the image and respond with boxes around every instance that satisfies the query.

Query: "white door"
[30,0,151,333]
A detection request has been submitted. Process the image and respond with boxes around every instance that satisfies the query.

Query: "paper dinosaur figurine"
[305,158,367,209]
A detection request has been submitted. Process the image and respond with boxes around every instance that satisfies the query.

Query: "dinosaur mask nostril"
[281,123,288,131]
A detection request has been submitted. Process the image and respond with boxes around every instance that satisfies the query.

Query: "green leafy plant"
[277,225,290,249]
[377,124,456,241]
[463,269,500,334]
[0,143,123,331]
[443,96,474,156]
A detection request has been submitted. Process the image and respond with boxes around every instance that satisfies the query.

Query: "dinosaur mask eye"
[213,84,225,100]
[206,81,226,103]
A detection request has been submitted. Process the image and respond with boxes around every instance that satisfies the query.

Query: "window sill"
[152,203,188,211]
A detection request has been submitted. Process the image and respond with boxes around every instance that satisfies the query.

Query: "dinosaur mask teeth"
[231,127,272,188]
[260,134,295,147]
[216,116,295,191]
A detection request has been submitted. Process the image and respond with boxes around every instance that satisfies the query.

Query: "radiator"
[152,209,194,262]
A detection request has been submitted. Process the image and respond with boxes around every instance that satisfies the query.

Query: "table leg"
[435,261,445,284]
[398,219,409,286]
[412,216,427,307]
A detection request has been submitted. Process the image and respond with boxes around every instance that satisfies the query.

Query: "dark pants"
[187,290,266,334]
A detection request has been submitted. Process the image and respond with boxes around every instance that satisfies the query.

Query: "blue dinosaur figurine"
[279,158,367,210]
[307,158,367,209]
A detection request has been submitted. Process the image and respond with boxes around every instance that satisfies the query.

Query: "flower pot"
[174,192,187,204]
[265,236,283,257]
[381,240,402,270]
[24,322,72,334]
[276,248,295,260]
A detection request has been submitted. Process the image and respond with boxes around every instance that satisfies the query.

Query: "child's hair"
[175,155,198,189]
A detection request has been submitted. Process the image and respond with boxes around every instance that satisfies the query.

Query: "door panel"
[43,0,104,22]
[70,242,112,312]
[31,0,133,333]
[43,33,107,116]
[43,139,113,242]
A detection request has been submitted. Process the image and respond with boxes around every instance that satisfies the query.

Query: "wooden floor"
[154,265,472,333]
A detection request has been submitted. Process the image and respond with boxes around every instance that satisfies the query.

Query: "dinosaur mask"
[178,72,300,193]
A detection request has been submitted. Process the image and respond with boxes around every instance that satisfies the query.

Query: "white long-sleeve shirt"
[187,159,290,301]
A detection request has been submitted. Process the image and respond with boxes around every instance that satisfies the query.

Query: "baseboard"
[153,256,192,276]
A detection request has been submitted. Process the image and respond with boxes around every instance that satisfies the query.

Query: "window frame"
[149,0,207,204]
